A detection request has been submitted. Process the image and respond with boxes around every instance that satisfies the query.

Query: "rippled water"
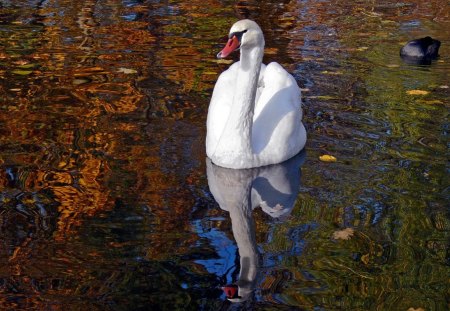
[0,0,448,310]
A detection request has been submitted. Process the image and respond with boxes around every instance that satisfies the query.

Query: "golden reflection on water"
[0,0,449,309]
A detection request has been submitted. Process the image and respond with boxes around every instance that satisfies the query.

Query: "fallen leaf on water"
[321,70,343,75]
[418,99,443,105]
[12,70,32,76]
[439,85,448,89]
[386,64,400,68]
[361,253,370,265]
[73,78,90,85]
[303,56,325,62]
[381,20,397,25]
[171,111,184,120]
[279,17,295,27]
[18,63,36,69]
[117,67,137,74]
[13,60,29,66]
[407,308,425,311]
[308,95,337,100]
[319,154,337,162]
[406,90,429,95]
[216,59,233,64]
[332,228,354,240]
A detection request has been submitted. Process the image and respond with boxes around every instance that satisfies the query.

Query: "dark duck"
[400,36,441,65]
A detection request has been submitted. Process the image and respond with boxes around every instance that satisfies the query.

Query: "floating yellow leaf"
[321,70,343,75]
[319,154,337,162]
[13,60,29,66]
[22,197,36,205]
[406,90,429,95]
[418,99,443,105]
[361,253,370,265]
[12,70,32,75]
[117,67,137,74]
[216,59,233,64]
[73,78,89,85]
[308,95,337,100]
[18,63,37,69]
[356,46,368,51]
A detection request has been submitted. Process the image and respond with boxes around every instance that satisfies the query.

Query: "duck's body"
[400,36,441,64]
[206,20,306,169]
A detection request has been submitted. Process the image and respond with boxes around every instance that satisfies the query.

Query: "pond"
[0,0,448,310]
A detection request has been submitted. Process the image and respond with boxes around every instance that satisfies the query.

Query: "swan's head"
[221,283,254,303]
[217,19,265,59]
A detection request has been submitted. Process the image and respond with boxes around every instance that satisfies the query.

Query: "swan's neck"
[227,183,258,287]
[215,45,264,166]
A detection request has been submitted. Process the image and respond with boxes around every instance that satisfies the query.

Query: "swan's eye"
[229,29,248,42]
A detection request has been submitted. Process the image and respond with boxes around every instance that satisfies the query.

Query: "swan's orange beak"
[217,35,240,59]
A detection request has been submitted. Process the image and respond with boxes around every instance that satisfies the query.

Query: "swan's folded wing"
[262,62,301,106]
[254,62,302,120]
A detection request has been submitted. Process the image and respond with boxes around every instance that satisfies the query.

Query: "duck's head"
[217,19,265,59]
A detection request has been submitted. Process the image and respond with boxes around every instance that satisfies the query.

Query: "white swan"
[206,19,306,169]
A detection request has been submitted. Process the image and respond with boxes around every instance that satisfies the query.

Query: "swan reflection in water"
[206,151,306,302]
